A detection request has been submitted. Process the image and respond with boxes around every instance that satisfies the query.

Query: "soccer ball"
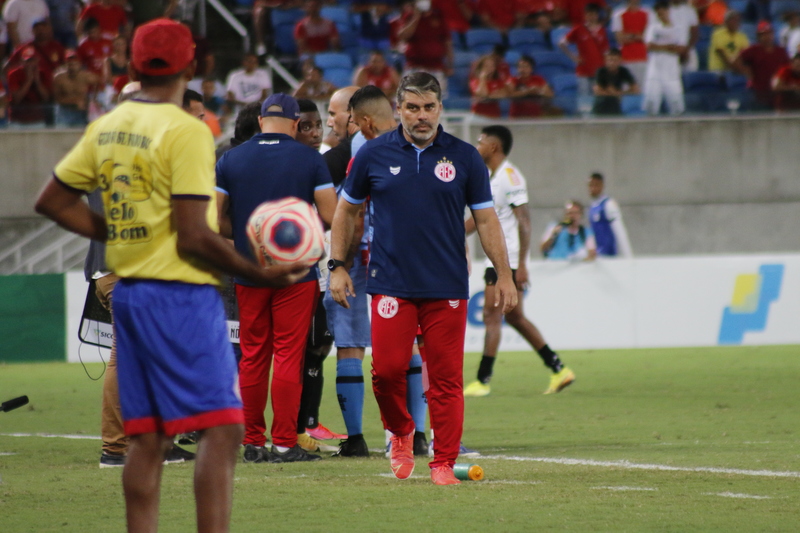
[246,197,325,268]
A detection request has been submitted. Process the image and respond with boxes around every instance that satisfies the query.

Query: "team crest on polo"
[390,166,401,175]
[377,296,399,319]
[434,158,456,182]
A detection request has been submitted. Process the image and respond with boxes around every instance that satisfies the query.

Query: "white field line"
[1,432,99,440]
[483,455,800,479]
[704,492,772,500]
[592,486,658,491]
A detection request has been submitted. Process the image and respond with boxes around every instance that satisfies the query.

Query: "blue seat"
[448,68,472,97]
[682,71,724,93]
[551,26,575,54]
[537,64,574,84]
[314,52,352,70]
[271,8,304,28]
[724,73,748,92]
[505,49,522,72]
[453,51,479,69]
[727,0,749,14]
[465,28,504,54]
[532,50,575,69]
[621,94,645,116]
[554,94,577,115]
[443,96,472,111]
[740,23,757,43]
[508,28,547,49]
[323,67,354,89]
[274,24,297,55]
[770,0,800,19]
[552,73,578,95]
[320,6,352,29]
[697,24,714,45]
[513,42,553,55]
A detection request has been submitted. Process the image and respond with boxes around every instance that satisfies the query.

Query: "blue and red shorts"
[113,279,244,437]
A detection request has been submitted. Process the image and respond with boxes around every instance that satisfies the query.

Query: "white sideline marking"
[484,455,800,479]
[705,492,772,500]
[0,452,17,456]
[484,480,541,485]
[592,486,657,491]
[1,432,99,440]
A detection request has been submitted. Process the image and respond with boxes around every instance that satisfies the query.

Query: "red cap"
[20,46,36,61]
[131,18,195,76]
[756,21,773,33]
[65,49,78,60]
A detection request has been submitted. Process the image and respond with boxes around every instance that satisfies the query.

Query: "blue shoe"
[427,440,481,458]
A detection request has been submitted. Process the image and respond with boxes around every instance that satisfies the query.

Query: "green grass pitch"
[1,346,799,532]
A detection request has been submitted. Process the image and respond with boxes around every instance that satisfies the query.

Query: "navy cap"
[260,93,300,120]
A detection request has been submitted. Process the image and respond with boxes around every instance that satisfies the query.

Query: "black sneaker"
[269,444,321,463]
[332,434,370,458]
[164,444,195,464]
[413,431,428,457]
[177,431,199,445]
[99,452,126,468]
[243,444,270,463]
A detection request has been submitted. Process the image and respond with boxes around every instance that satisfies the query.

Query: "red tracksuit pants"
[237,280,318,448]
[370,295,467,469]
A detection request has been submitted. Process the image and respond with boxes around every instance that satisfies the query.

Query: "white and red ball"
[246,197,325,268]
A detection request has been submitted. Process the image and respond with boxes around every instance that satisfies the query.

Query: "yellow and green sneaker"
[463,380,491,397]
[544,367,575,394]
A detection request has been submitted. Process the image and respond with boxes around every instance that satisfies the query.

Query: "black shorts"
[484,268,518,286]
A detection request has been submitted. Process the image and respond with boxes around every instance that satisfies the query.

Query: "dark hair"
[492,43,507,56]
[606,47,621,56]
[585,2,602,13]
[481,125,513,156]
[794,52,800,60]
[349,84,390,112]
[182,89,203,109]
[590,172,604,181]
[397,71,442,104]
[84,17,100,32]
[234,102,262,142]
[297,98,319,114]
[653,0,670,10]
[139,69,184,87]
[519,54,535,67]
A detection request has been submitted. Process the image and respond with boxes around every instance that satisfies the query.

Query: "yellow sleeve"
[53,123,99,193]
[167,120,217,198]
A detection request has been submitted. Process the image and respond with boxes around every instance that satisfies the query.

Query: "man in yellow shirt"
[709,10,749,71]
[35,18,306,533]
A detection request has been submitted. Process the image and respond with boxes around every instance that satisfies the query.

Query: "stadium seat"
[442,96,472,111]
[448,68,472,97]
[553,94,577,115]
[465,29,504,54]
[537,64,574,85]
[274,24,298,55]
[314,52,353,70]
[453,51,479,69]
[551,73,578,95]
[323,67,354,89]
[770,0,800,19]
[508,28,550,54]
[697,24,714,46]
[505,50,521,72]
[531,50,575,69]
[682,71,725,93]
[271,8,304,28]
[621,94,646,116]
[724,73,748,92]
[740,23,757,43]
[320,6,352,30]
[727,0,749,13]
[551,27,575,54]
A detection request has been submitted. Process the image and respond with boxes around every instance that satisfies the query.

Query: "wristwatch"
[327,259,346,271]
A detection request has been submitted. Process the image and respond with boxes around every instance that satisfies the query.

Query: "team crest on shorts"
[434,158,456,182]
[377,296,399,319]
[449,300,460,308]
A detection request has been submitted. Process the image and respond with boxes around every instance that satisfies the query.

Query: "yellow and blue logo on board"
[718,264,784,344]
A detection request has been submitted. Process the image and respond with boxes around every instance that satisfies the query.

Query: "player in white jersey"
[642,0,687,115]
[464,125,575,397]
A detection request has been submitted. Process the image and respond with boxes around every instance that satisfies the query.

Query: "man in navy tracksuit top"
[328,73,518,485]
[215,93,338,463]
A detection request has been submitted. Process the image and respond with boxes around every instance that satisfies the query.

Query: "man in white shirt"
[642,0,686,115]
[225,52,272,109]
[464,125,575,398]
[669,0,699,71]
[3,0,49,48]
[588,172,633,258]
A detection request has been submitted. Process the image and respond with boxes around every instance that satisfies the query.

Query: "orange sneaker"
[431,466,461,486]
[306,423,347,441]
[389,431,415,479]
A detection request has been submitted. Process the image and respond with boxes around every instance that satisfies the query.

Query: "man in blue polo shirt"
[215,93,338,464]
[329,72,517,486]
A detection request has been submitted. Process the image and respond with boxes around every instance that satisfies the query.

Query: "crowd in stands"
[3,0,800,129]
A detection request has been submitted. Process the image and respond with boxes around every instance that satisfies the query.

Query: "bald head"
[327,86,359,141]
[349,85,396,140]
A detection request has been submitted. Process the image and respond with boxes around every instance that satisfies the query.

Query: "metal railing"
[0,221,88,275]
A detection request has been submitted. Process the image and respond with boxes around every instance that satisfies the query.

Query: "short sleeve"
[53,124,100,193]
[342,146,370,204]
[644,23,656,45]
[566,26,578,44]
[293,20,305,40]
[466,147,492,210]
[503,166,529,208]
[168,122,216,198]
[215,152,230,195]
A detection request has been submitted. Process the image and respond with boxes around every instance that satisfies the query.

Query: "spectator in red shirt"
[772,53,800,111]
[76,0,130,41]
[293,0,340,56]
[735,21,790,109]
[476,0,518,33]
[433,0,476,46]
[508,54,554,117]
[559,3,609,95]
[5,18,65,81]
[354,50,400,99]
[517,0,566,27]
[610,0,651,86]
[396,0,454,93]
[7,46,52,124]
[470,54,510,117]
[77,17,112,78]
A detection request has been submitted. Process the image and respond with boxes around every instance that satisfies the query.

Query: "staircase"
[0,219,89,275]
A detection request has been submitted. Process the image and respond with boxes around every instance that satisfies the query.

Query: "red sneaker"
[306,423,347,441]
[431,466,461,486]
[389,431,415,479]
